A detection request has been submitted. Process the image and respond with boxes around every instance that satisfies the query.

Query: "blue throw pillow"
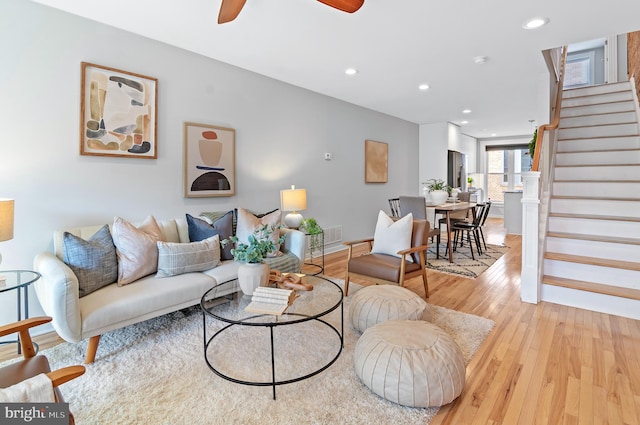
[62,224,118,297]
[186,212,234,260]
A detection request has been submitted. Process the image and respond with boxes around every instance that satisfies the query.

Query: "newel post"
[521,171,541,303]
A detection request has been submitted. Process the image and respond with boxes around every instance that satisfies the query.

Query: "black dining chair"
[388,198,401,218]
[451,202,489,260]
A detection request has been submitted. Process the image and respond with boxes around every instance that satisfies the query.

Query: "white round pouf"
[354,320,466,408]
[349,285,432,333]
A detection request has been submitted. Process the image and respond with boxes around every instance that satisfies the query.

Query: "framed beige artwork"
[364,140,388,183]
[184,122,236,197]
[80,62,158,158]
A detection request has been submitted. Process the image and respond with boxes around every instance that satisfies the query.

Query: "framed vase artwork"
[184,122,236,197]
[364,140,388,183]
[80,62,158,158]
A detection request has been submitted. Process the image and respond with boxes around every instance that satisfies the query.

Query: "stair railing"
[521,46,567,304]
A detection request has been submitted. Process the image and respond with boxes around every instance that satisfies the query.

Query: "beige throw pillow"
[371,210,413,262]
[235,208,283,257]
[112,216,164,285]
[156,235,221,278]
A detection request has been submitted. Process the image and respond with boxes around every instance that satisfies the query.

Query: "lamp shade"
[280,186,307,212]
[0,198,14,242]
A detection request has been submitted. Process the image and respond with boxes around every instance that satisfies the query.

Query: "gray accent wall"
[0,0,418,321]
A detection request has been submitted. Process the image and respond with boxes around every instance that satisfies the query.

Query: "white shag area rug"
[28,281,495,424]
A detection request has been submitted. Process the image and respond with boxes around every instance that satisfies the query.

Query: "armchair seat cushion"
[0,356,64,403]
[348,253,421,283]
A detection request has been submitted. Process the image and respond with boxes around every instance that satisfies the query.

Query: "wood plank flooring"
[2,218,639,424]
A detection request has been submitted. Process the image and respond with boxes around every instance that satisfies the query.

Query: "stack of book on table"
[245,286,297,316]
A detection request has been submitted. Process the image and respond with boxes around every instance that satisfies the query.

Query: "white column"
[521,171,541,303]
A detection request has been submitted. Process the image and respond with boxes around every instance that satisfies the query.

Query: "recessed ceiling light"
[345,68,358,75]
[461,120,469,125]
[491,133,497,137]
[462,109,472,114]
[522,17,549,29]
[418,84,430,91]
[473,56,488,64]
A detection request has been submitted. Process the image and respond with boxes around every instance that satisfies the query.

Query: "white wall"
[0,1,419,324]
[418,122,448,194]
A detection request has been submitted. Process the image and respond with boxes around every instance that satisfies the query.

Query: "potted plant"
[467,177,473,188]
[423,179,450,205]
[529,128,538,158]
[300,217,323,261]
[221,224,286,295]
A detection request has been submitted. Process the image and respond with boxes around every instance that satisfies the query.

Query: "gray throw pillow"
[156,235,221,278]
[62,224,118,297]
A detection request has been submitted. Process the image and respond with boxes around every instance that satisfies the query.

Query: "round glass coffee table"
[201,275,343,400]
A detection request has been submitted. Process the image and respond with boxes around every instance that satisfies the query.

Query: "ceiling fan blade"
[317,0,364,13]
[218,0,247,24]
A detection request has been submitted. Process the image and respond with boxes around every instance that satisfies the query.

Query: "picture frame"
[80,62,158,159]
[364,140,388,183]
[184,122,236,197]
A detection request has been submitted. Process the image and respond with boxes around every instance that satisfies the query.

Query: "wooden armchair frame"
[343,220,430,297]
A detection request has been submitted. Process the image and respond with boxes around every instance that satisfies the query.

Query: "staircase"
[541,81,640,318]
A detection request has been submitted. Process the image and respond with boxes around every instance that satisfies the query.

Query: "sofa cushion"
[235,208,282,257]
[62,224,117,297]
[371,210,413,262]
[112,216,164,286]
[156,235,221,278]
[186,212,234,260]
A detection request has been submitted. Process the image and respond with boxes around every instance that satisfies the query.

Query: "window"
[486,145,530,203]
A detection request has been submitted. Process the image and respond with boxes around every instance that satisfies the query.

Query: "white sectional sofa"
[33,215,305,363]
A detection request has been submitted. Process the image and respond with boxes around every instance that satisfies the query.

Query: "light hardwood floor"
[2,218,638,424]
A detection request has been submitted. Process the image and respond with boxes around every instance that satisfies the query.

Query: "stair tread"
[554,179,640,183]
[556,148,640,154]
[542,275,640,300]
[548,213,640,222]
[555,164,640,168]
[545,252,640,271]
[547,232,640,246]
[551,195,640,201]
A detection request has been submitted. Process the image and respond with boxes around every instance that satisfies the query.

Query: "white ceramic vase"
[237,262,270,296]
[429,190,449,205]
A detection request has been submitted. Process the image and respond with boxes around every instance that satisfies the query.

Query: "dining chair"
[477,200,492,250]
[451,202,488,260]
[388,198,401,218]
[399,196,440,258]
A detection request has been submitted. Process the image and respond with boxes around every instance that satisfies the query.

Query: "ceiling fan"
[218,0,364,24]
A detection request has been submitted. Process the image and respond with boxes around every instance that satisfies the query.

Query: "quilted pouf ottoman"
[349,285,432,333]
[354,320,466,407]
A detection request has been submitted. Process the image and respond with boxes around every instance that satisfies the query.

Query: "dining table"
[427,202,477,263]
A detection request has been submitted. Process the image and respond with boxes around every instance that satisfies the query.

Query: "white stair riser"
[554,165,640,180]
[560,101,636,118]
[550,198,640,217]
[544,259,640,287]
[556,136,640,152]
[541,285,640,320]
[558,123,639,140]
[555,150,640,166]
[562,91,634,107]
[548,217,640,238]
[546,236,640,262]
[563,82,632,98]
[552,181,639,197]
[560,111,637,128]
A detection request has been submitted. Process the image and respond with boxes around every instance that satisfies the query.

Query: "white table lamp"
[0,198,14,271]
[280,185,307,229]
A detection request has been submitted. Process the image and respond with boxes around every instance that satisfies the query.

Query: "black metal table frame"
[0,270,42,354]
[201,276,343,400]
[304,230,324,276]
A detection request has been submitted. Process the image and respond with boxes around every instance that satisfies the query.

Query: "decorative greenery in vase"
[529,128,538,158]
[300,217,323,260]
[221,224,285,263]
[424,178,450,192]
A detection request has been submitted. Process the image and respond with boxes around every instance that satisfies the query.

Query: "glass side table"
[0,270,42,354]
